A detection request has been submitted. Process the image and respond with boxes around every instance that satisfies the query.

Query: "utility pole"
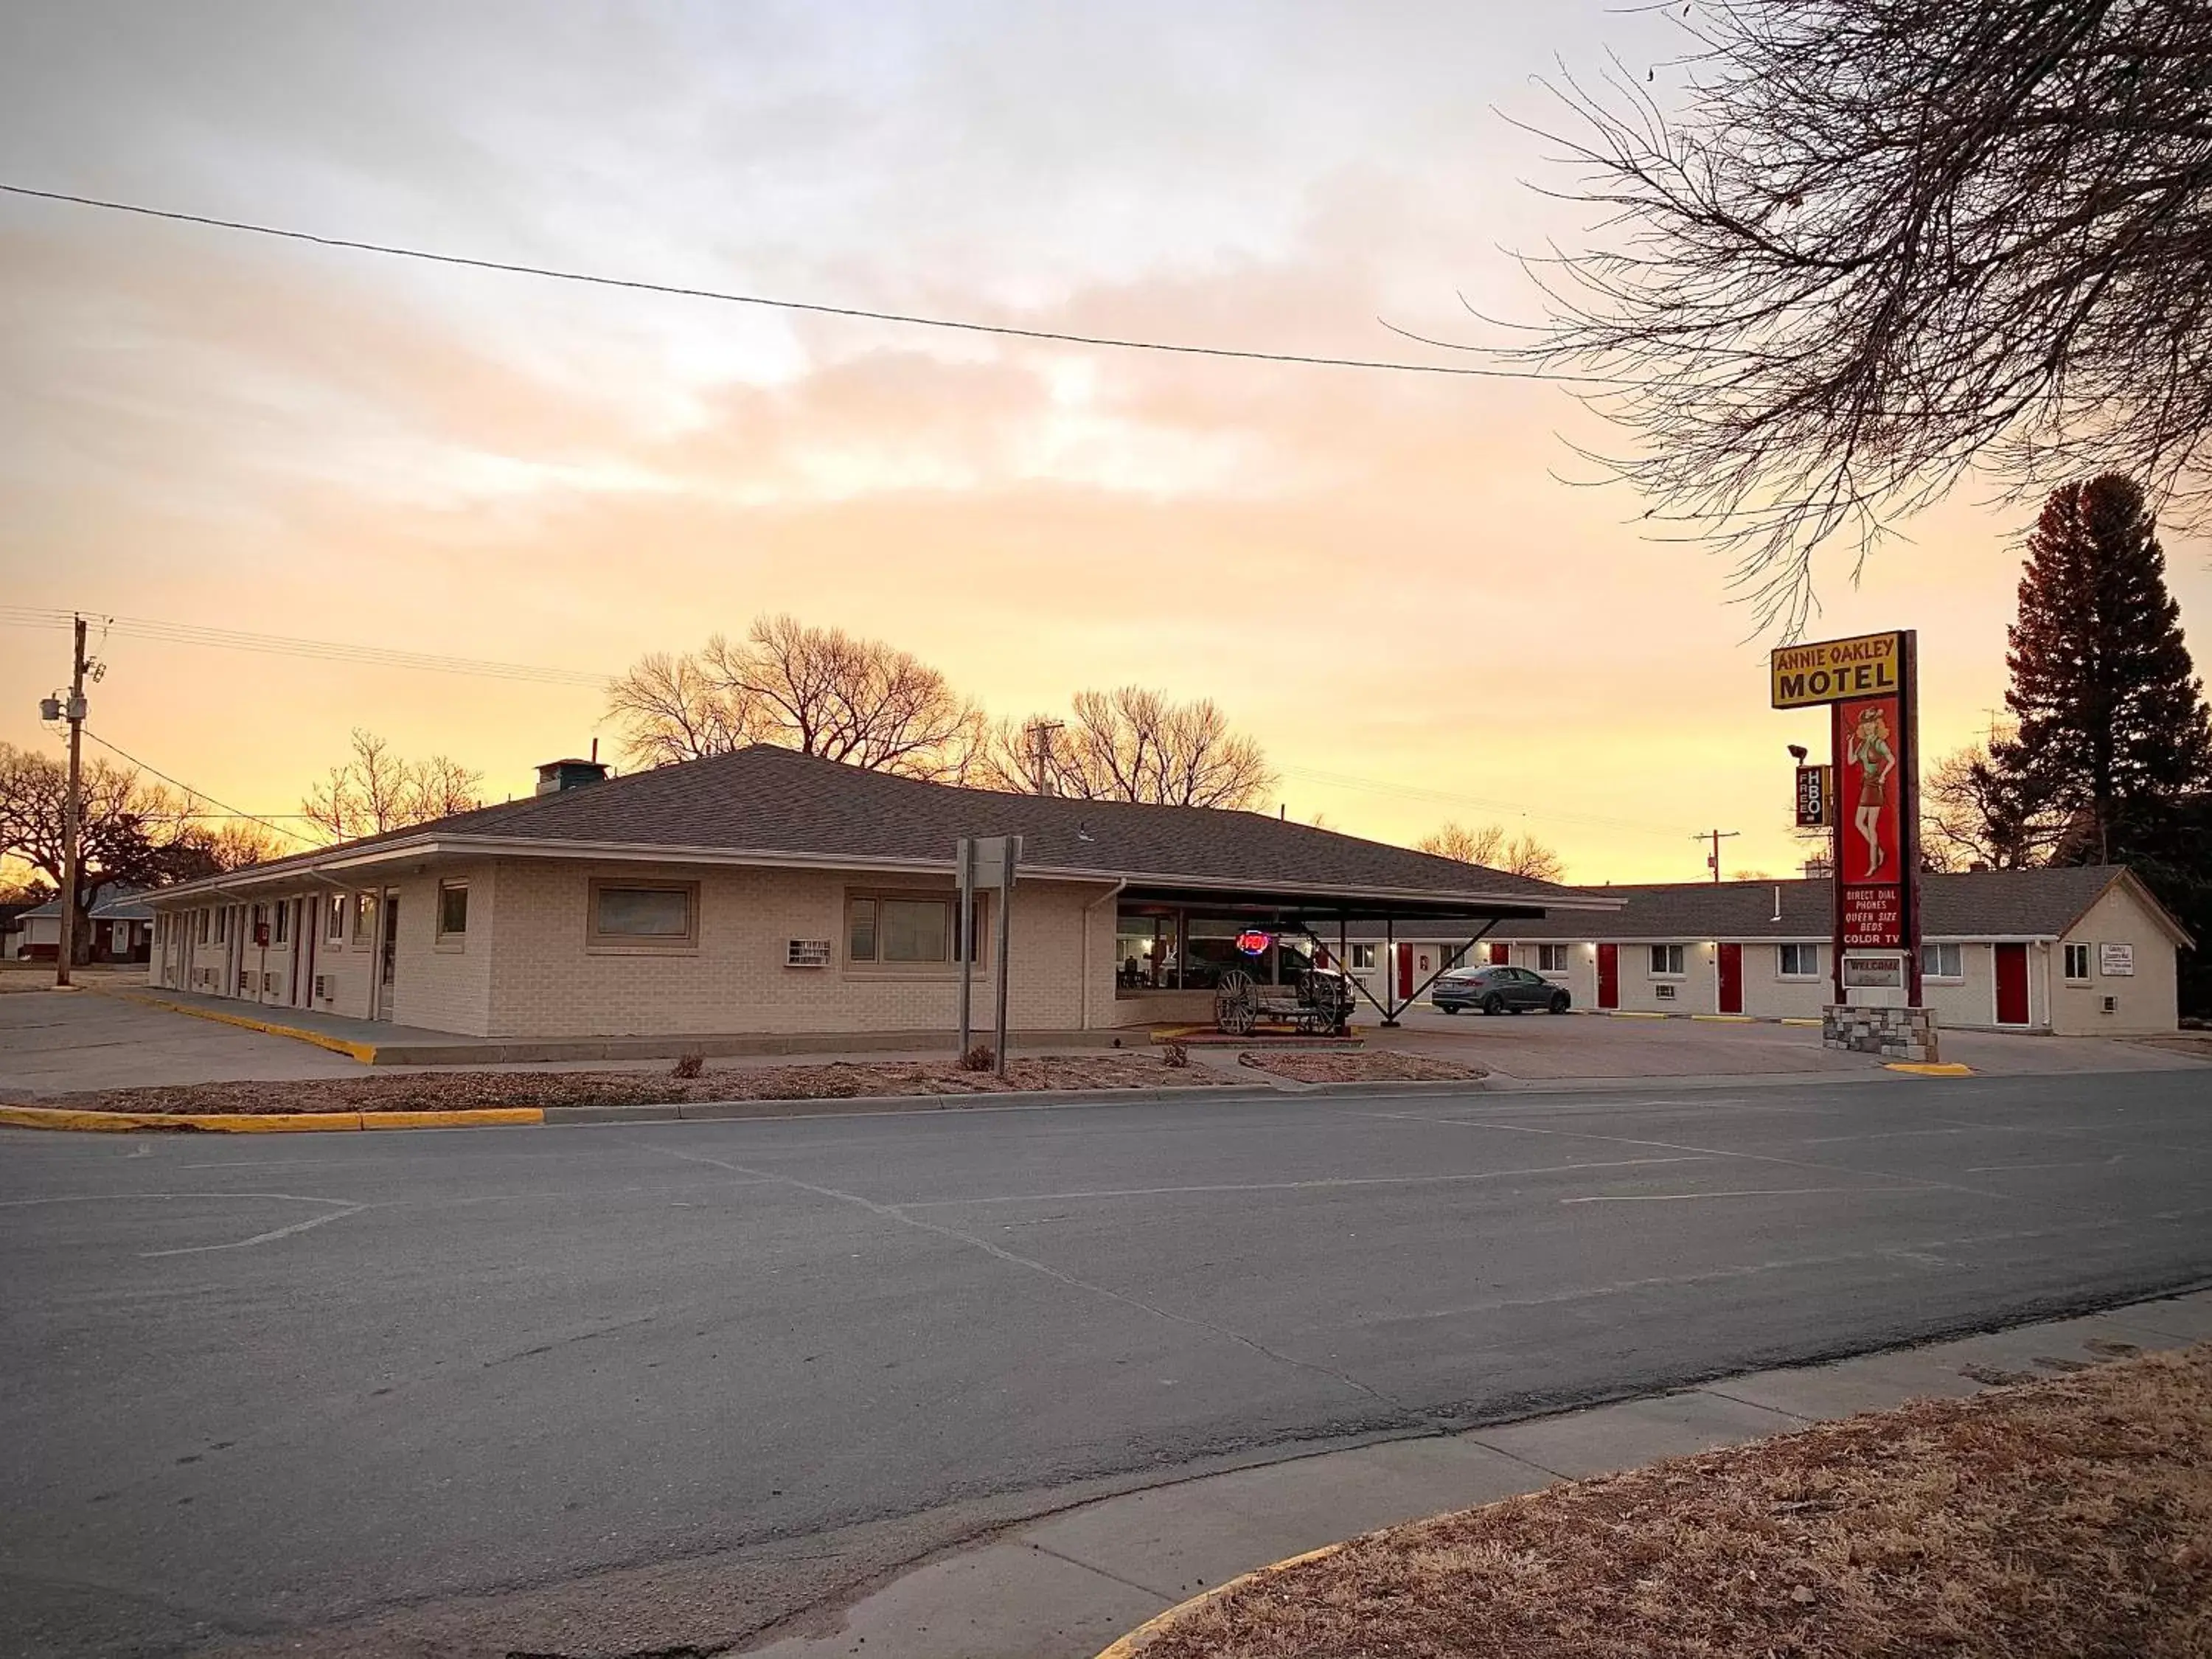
[1026,720,1063,796]
[55,615,89,989]
[1691,827,1741,883]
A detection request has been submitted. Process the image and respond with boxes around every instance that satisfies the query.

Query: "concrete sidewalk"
[741,1287,2212,1658]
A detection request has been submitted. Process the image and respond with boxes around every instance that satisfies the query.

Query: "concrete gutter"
[0,1104,543,1133]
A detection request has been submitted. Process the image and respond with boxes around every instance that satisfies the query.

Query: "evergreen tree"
[1989,476,2212,865]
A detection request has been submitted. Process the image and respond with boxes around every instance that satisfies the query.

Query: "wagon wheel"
[1215,967,1259,1036]
[1308,972,1351,1036]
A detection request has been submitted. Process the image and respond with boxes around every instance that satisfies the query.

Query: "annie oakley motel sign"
[1771,632,1923,984]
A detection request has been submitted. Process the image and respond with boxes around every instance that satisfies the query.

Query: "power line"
[0,181,1630,386]
[0,608,610,689]
[80,729,329,847]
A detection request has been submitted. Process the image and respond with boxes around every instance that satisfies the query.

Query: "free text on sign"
[1770,632,1905,709]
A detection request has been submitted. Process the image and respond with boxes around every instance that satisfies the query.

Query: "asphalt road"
[5,1069,2211,1657]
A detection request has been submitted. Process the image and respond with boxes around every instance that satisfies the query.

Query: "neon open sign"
[1234,930,1272,956]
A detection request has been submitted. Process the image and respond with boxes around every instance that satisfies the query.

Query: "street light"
[1787,743,1809,762]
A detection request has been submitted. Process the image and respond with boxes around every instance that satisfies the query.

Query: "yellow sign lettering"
[1770,632,1905,709]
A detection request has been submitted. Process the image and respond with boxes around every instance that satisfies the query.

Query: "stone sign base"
[1823,1004,1940,1064]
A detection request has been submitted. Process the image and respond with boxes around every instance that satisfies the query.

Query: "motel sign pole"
[1770,629,1924,1016]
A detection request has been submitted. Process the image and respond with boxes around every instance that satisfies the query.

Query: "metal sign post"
[955,837,975,1059]
[956,835,1020,1075]
[992,836,1018,1079]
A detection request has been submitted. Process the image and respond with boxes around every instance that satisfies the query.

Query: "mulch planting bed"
[1135,1343,2212,1659]
[19,1053,1237,1115]
[1237,1050,1486,1084]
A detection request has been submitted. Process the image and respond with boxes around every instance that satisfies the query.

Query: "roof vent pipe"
[1772,885,1782,923]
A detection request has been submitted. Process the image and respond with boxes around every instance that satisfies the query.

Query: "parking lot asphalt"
[4,1065,2210,1657]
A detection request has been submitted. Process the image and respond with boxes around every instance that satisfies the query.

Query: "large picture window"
[846,893,982,966]
[589,881,697,947]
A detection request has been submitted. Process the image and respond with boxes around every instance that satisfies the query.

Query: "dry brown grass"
[1138,1346,2212,1659]
[20,1052,1235,1115]
[1238,1050,1486,1085]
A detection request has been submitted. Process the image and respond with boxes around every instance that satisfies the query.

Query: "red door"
[1489,942,1510,965]
[1994,942,2030,1026]
[1396,943,1413,1001]
[1596,943,1619,1009]
[1717,943,1744,1014]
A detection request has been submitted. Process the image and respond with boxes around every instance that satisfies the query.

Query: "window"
[354,891,377,947]
[1921,942,1962,979]
[1349,942,1377,971]
[846,893,982,965]
[2065,942,2091,981]
[215,907,228,944]
[1649,943,1686,977]
[273,902,289,944]
[437,882,469,937]
[1537,943,1569,973]
[198,908,211,945]
[588,881,697,947]
[1778,943,1820,978]
[327,893,347,942]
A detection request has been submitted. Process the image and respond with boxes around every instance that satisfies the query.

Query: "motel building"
[1354,867,2191,1037]
[142,746,1620,1043]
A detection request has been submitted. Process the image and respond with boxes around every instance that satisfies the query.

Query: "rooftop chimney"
[536,757,610,796]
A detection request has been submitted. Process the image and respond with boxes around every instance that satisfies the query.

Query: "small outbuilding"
[142,746,1618,1042]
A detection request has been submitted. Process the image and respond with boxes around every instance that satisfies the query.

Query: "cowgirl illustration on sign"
[1846,701,1898,877]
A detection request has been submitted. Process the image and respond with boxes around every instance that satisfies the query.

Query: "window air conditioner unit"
[314,975,331,1001]
[263,973,279,992]
[2101,995,2118,1015]
[1655,983,1677,1000]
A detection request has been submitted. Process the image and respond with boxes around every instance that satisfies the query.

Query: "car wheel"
[1481,993,1505,1016]
[1549,992,1571,1014]
[1440,1004,1461,1015]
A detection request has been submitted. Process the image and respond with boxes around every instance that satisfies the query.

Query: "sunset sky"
[5,1,2208,884]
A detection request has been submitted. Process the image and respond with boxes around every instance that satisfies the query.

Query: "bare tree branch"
[1511,0,2212,633]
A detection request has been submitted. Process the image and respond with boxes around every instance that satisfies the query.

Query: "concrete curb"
[547,1083,1287,1124]
[1092,1545,1346,1659]
[98,987,380,1062]
[0,1104,543,1134]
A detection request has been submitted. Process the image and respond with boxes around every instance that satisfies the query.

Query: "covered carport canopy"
[1113,880,1616,1027]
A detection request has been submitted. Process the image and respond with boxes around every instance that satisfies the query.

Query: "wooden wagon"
[1213,965,1354,1037]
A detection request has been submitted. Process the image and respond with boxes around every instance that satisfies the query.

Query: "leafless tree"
[0,744,231,961]
[302,729,484,840]
[607,616,985,781]
[1507,0,2212,633]
[981,689,1277,810]
[1417,819,1568,881]
[1922,724,2059,870]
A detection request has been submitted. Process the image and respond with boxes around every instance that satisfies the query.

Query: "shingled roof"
[148,745,1613,914]
[1352,866,2189,945]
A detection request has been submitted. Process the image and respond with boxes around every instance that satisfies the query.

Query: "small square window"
[437,882,469,937]
[1921,942,1962,979]
[1649,943,1686,977]
[1349,942,1377,970]
[2064,942,2091,982]
[327,894,347,942]
[1779,943,1820,978]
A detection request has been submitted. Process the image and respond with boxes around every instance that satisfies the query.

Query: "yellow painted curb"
[1093,1543,1345,1659]
[1606,1009,1669,1019]
[1691,1015,1755,1023]
[1885,1062,1975,1077]
[1779,1017,1824,1027]
[96,989,380,1063]
[0,1104,544,1134]
[360,1108,542,1130]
